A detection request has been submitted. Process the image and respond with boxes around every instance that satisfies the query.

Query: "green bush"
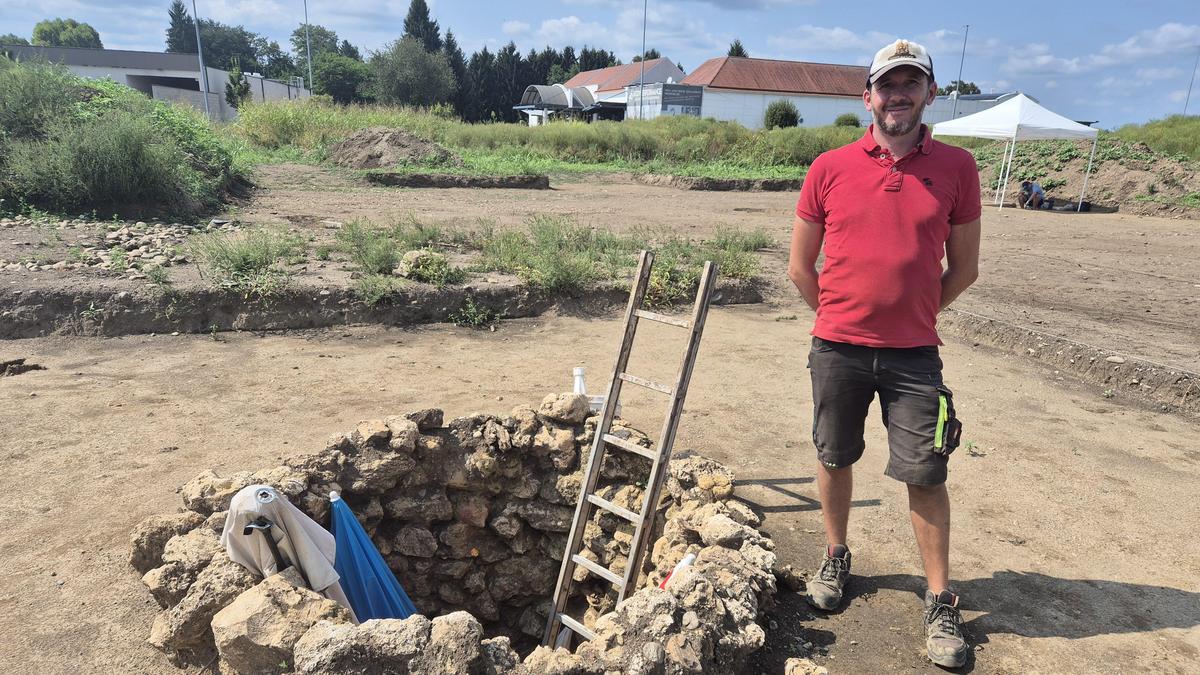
[0,61,246,217]
[834,113,862,127]
[764,100,800,129]
[4,114,203,214]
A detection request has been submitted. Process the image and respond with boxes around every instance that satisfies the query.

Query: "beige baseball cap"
[869,39,934,84]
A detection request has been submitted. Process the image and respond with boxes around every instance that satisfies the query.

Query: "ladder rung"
[587,494,643,525]
[571,554,623,587]
[634,309,691,328]
[558,614,597,641]
[618,372,673,394]
[602,434,656,460]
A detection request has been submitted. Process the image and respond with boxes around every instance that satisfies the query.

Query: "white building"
[673,56,869,129]
[0,44,309,122]
[514,58,687,126]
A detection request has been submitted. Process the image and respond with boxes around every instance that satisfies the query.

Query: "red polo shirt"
[796,125,980,348]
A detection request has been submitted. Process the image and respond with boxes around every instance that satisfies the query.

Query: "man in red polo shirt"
[787,38,981,668]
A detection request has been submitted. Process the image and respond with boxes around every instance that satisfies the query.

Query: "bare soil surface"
[1,164,1198,673]
[328,127,461,170]
[2,309,1198,674]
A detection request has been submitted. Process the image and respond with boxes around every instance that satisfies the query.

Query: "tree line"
[163,0,624,122]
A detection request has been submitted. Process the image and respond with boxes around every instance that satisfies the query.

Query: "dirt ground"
[1,167,1198,674]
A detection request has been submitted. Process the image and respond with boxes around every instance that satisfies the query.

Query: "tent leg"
[997,136,1017,211]
[1078,137,1098,213]
[993,140,1010,205]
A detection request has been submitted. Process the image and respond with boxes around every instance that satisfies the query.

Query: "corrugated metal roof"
[564,58,673,92]
[681,57,867,97]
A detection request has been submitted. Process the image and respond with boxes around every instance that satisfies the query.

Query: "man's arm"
[940,218,980,310]
[788,215,825,311]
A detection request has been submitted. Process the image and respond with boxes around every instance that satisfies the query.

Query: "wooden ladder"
[542,250,718,646]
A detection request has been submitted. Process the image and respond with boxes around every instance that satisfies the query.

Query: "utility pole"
[1185,44,1200,116]
[190,0,210,119]
[303,0,314,93]
[951,24,969,118]
[637,0,648,120]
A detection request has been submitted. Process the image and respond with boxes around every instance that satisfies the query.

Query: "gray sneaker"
[806,545,851,610]
[924,590,969,668]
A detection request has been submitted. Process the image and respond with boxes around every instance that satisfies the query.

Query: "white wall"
[69,64,200,89]
[701,89,866,129]
[152,85,236,122]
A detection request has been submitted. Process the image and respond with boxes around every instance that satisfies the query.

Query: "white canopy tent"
[931,93,1099,212]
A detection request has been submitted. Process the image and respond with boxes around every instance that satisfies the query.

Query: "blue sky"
[4,0,1199,127]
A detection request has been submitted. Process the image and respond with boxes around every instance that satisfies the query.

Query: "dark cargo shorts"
[807,336,961,486]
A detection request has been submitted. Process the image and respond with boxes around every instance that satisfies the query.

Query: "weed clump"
[189,228,306,299]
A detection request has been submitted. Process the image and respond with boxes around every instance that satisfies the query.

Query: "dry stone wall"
[130,394,777,673]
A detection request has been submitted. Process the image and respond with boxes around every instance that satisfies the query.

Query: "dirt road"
[2,306,1197,674]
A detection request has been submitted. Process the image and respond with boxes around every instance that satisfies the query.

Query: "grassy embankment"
[230,99,866,180]
[0,59,247,219]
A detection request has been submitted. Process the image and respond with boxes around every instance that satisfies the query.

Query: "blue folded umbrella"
[330,491,418,621]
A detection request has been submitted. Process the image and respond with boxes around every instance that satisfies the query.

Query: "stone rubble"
[131,394,778,673]
[0,215,240,275]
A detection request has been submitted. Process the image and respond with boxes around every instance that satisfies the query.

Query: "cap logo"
[890,41,914,60]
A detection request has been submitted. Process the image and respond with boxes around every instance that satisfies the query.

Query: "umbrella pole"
[994,139,1011,205]
[997,135,1018,210]
[1078,136,1098,213]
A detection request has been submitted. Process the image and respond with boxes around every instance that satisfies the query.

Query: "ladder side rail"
[617,261,718,601]
[543,250,655,646]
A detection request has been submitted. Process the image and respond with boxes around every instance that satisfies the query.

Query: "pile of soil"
[981,140,1200,217]
[328,127,462,170]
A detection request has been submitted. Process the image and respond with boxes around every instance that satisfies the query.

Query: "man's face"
[864,66,936,137]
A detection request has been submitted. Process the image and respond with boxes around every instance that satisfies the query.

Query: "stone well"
[130,394,778,674]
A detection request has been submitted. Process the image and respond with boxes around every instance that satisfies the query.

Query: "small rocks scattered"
[0,215,240,275]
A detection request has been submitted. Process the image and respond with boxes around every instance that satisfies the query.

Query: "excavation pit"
[131,394,777,673]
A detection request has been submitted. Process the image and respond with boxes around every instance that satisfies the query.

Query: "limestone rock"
[351,419,390,449]
[785,657,830,675]
[452,492,490,528]
[181,469,254,515]
[130,512,205,574]
[212,568,353,675]
[538,393,590,425]
[394,526,438,558]
[384,487,452,523]
[148,554,258,658]
[489,555,557,602]
[161,528,222,569]
[385,416,420,452]
[339,448,415,494]
[406,408,444,431]
[294,616,432,674]
[142,562,195,608]
[410,611,484,674]
[699,514,749,548]
[516,500,574,533]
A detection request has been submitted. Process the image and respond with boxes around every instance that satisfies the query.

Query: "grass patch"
[1114,115,1200,161]
[189,228,306,299]
[335,217,460,277]
[354,274,401,306]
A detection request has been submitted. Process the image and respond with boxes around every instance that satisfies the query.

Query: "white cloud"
[1094,23,1200,64]
[536,16,609,47]
[1045,80,1058,89]
[1167,89,1188,103]
[766,25,895,64]
[502,20,531,36]
[1134,66,1183,81]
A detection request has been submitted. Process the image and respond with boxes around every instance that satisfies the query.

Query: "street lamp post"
[190,0,210,119]
[951,24,969,118]
[1185,44,1200,116]
[638,0,647,120]
[303,0,314,93]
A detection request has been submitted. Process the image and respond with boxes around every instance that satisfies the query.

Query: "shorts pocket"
[933,385,962,456]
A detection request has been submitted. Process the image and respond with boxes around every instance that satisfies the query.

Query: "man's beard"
[874,98,926,136]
